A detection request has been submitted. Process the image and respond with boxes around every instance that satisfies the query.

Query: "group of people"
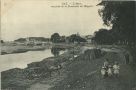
[101,59,120,78]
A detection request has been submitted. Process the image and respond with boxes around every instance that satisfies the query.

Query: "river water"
[0,49,65,72]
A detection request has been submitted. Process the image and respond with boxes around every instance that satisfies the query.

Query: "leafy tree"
[1,40,4,43]
[51,33,61,43]
[59,36,66,43]
[98,1,136,45]
[92,29,116,44]
[68,34,86,43]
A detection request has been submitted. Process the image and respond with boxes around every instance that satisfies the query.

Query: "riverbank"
[1,45,136,90]
[1,46,80,90]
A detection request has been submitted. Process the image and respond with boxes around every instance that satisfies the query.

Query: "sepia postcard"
[0,0,136,90]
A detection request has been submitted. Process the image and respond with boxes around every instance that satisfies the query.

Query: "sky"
[1,0,109,41]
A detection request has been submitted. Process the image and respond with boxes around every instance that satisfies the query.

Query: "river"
[0,49,65,72]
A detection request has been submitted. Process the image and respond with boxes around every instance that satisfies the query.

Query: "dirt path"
[27,83,51,90]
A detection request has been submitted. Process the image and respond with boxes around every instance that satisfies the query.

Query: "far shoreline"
[1,43,75,55]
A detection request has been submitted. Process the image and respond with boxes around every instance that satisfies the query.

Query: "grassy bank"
[1,46,136,90]
[49,47,136,90]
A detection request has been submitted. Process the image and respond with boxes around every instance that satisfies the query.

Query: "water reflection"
[0,48,66,72]
[0,49,54,72]
[51,47,65,56]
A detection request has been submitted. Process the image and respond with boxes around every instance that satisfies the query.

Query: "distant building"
[25,37,35,45]
[14,37,50,46]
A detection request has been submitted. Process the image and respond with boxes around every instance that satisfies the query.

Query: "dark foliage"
[95,1,136,45]
[1,40,4,43]
[68,34,86,43]
[92,29,116,44]
[51,33,61,43]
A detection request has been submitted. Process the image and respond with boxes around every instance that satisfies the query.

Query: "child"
[104,59,109,70]
[101,66,107,78]
[113,62,120,77]
[107,65,113,77]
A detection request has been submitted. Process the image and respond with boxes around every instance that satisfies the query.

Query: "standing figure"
[113,62,120,77]
[101,67,107,78]
[107,65,113,77]
[125,52,129,64]
[104,59,109,70]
